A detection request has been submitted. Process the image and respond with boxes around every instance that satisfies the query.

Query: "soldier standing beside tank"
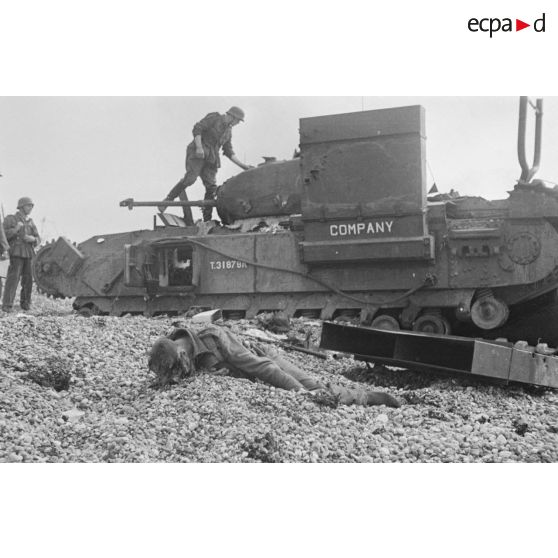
[0,211,9,299]
[1,197,40,313]
[160,107,253,224]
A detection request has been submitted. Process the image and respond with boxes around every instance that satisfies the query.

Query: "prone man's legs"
[260,345,400,407]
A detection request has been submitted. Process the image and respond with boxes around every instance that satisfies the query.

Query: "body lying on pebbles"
[0,295,556,462]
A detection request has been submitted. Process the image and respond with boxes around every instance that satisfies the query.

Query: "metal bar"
[253,336,328,360]
[119,198,216,209]
[518,96,529,182]
[530,98,544,181]
[319,321,558,388]
[281,343,328,359]
[320,322,474,372]
[517,96,544,184]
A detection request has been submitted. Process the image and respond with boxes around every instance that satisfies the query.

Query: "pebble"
[0,294,555,463]
[499,451,513,460]
[62,409,85,423]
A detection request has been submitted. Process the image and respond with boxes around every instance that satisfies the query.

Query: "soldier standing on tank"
[1,197,40,313]
[160,107,253,224]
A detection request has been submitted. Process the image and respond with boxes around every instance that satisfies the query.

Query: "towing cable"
[185,238,436,307]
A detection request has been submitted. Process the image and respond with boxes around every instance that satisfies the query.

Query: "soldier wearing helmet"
[160,106,254,223]
[1,197,40,313]
[0,211,9,299]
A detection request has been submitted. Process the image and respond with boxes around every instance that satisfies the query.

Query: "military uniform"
[152,325,400,407]
[0,214,9,299]
[2,210,40,312]
[166,112,237,223]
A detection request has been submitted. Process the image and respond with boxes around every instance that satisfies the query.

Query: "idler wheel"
[440,317,452,335]
[412,314,449,335]
[471,297,509,330]
[370,315,400,331]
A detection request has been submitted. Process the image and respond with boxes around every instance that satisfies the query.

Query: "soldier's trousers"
[167,155,218,223]
[2,256,33,311]
[200,326,377,405]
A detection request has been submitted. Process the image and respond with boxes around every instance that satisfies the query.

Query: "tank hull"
[34,206,558,346]
[33,103,558,346]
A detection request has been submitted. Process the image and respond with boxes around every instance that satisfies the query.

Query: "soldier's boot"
[159,176,187,213]
[202,184,217,222]
[179,191,194,226]
[202,206,214,222]
[326,383,401,407]
[158,194,173,214]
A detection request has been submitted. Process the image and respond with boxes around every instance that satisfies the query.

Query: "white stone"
[499,451,513,460]
[62,408,85,423]
[191,309,222,323]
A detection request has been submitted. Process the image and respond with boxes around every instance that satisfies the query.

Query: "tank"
[34,98,558,345]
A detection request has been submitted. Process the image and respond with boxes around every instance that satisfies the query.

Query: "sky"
[2,96,557,243]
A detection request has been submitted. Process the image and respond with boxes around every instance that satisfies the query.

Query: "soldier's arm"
[192,112,218,137]
[31,221,41,246]
[192,114,216,158]
[0,216,9,253]
[221,139,247,170]
[3,215,22,241]
[223,135,253,170]
[193,134,204,157]
[228,153,252,171]
[202,327,304,391]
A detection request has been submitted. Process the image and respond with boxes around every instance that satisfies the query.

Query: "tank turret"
[217,157,301,223]
[119,157,301,226]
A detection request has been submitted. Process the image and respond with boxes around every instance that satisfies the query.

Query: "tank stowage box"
[299,106,433,263]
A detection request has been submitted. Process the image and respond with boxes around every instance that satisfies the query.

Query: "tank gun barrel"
[119,198,217,210]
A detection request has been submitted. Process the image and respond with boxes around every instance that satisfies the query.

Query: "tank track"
[69,289,558,348]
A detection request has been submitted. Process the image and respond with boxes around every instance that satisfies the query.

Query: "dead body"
[148,325,400,408]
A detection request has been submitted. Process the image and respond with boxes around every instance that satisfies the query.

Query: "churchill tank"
[34,97,558,345]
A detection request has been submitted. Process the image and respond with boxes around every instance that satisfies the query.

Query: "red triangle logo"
[516,19,530,31]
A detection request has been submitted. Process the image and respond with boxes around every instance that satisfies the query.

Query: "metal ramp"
[320,322,558,388]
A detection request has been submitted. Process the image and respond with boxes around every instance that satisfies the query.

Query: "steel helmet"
[227,106,245,122]
[17,196,34,208]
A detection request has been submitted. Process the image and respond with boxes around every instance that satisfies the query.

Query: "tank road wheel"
[77,304,101,318]
[471,297,509,330]
[370,315,400,331]
[439,317,452,335]
[412,314,448,335]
